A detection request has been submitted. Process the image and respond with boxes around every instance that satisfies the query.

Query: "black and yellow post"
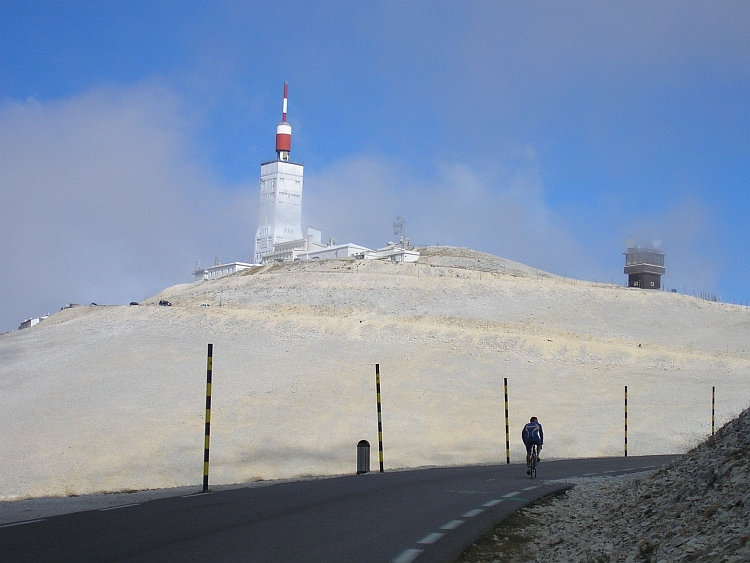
[624,385,628,457]
[375,363,384,473]
[504,377,510,464]
[712,386,715,436]
[203,343,213,493]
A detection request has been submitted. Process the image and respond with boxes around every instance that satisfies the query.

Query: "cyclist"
[522,417,543,474]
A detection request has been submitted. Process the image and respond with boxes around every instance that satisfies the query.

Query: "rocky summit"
[459,406,750,562]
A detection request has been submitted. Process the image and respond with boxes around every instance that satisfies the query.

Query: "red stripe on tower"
[276,82,292,157]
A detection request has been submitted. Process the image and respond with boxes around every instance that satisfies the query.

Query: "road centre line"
[99,503,141,511]
[0,519,46,529]
[418,532,444,545]
[392,548,423,563]
[394,484,548,562]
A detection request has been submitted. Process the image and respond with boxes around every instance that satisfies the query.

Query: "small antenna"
[625,237,637,250]
[393,215,406,237]
[650,239,662,250]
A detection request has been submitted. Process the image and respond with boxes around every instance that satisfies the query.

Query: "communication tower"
[254,83,304,264]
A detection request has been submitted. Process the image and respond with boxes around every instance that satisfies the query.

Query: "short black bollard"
[357,440,370,474]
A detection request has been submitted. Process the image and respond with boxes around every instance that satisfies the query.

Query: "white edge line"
[417,532,444,545]
[483,499,503,507]
[461,508,484,518]
[521,485,539,491]
[502,491,521,498]
[440,519,465,530]
[0,518,46,528]
[99,503,141,511]
[392,548,423,563]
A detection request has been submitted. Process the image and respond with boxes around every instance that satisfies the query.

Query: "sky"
[1,1,748,333]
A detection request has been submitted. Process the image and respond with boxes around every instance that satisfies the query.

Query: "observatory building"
[254,83,304,264]
[624,239,665,289]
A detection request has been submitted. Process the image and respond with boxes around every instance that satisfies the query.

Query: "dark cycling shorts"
[525,440,542,454]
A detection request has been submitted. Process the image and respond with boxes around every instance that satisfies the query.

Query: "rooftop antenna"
[393,215,406,236]
[393,215,407,247]
[275,82,292,161]
[625,237,637,250]
[650,239,662,250]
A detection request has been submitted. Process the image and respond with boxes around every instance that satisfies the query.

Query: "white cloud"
[0,85,255,332]
[304,151,595,278]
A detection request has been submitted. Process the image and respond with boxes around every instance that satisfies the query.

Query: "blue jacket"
[522,421,543,445]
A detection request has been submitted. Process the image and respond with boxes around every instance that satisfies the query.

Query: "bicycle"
[528,444,538,479]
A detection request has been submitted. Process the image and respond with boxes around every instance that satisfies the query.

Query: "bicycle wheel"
[530,446,537,479]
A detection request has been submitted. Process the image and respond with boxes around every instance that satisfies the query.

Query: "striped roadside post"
[624,385,628,457]
[504,378,510,464]
[712,386,715,436]
[203,344,213,493]
[375,363,384,473]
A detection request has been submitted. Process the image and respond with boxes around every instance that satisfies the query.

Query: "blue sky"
[1,1,748,332]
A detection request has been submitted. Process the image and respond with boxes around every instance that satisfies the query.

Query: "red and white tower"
[275,82,292,161]
[254,83,304,263]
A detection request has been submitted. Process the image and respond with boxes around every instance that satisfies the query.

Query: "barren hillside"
[2,246,749,500]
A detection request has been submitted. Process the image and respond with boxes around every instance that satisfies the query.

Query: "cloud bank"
[0,84,253,332]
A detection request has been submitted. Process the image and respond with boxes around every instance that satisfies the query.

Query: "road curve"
[2,455,675,563]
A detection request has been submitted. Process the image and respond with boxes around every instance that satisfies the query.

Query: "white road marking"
[418,532,444,545]
[483,499,503,507]
[440,519,465,530]
[522,485,539,491]
[461,508,484,518]
[0,519,46,529]
[392,548,423,563]
[99,503,141,511]
[583,473,598,476]
[502,491,521,497]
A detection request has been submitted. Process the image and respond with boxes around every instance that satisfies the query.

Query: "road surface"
[2,455,676,563]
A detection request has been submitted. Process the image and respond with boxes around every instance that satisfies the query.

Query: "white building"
[254,83,304,264]
[358,240,420,262]
[19,316,48,330]
[194,262,254,282]
[261,227,326,263]
[303,243,372,261]
[261,226,372,263]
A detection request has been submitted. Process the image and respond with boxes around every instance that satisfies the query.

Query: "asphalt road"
[2,455,676,563]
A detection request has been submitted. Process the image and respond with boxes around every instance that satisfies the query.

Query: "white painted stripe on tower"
[283,98,288,114]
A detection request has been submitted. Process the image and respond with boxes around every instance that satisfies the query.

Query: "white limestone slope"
[1,246,749,501]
